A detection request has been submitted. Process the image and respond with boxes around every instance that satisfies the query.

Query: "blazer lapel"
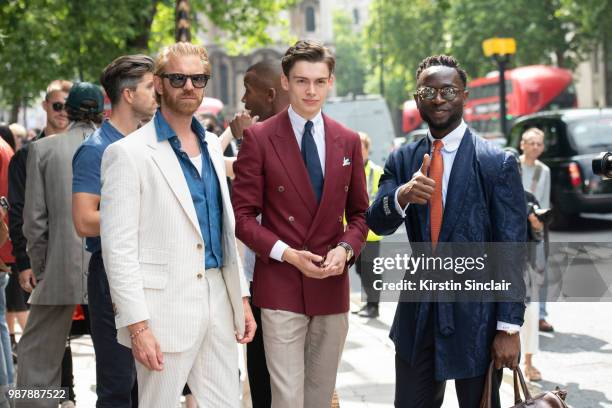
[148,134,201,237]
[305,115,343,240]
[439,129,474,243]
[412,138,430,242]
[271,110,318,216]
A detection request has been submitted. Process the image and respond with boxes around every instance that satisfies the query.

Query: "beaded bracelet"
[130,325,148,340]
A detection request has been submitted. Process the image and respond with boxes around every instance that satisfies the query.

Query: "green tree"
[365,0,612,113]
[332,10,366,96]
[0,0,297,122]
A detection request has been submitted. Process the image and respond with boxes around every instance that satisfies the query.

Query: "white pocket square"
[342,157,351,167]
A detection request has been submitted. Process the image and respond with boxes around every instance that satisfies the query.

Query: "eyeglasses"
[416,86,463,102]
[51,102,66,112]
[160,73,210,89]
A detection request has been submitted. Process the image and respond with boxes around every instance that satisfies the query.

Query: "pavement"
[59,292,612,408]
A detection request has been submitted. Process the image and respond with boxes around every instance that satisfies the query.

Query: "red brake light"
[568,162,582,187]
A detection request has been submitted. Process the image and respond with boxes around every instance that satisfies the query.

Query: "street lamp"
[175,0,191,42]
[482,37,516,137]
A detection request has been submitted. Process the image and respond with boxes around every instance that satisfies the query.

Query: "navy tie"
[301,120,324,202]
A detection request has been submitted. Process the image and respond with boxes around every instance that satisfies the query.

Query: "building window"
[353,8,360,25]
[220,63,229,104]
[305,6,315,32]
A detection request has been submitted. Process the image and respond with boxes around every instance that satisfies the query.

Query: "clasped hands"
[396,153,436,208]
[282,246,347,279]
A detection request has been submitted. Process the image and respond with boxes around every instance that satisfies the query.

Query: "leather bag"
[480,362,569,408]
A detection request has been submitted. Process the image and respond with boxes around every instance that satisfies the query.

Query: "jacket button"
[197,273,203,279]
[278,185,285,192]
[344,185,349,192]
[338,216,343,223]
[288,216,295,222]
[197,243,203,250]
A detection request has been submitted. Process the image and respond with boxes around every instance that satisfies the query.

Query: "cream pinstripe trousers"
[135,268,240,407]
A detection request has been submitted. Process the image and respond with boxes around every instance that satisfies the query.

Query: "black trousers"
[247,284,271,408]
[88,252,138,408]
[394,312,501,408]
[355,240,381,305]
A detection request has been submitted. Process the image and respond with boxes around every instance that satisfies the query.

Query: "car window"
[568,117,612,153]
[540,121,562,158]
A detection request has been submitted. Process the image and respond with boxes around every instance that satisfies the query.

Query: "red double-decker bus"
[402,65,577,139]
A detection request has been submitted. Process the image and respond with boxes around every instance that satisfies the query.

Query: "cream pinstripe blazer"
[100,120,248,353]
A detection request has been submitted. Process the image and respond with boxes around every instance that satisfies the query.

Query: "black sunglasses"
[416,86,463,102]
[160,73,210,89]
[51,102,66,112]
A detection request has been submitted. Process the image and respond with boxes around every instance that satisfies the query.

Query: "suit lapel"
[305,115,343,240]
[147,132,201,237]
[271,110,318,216]
[439,129,474,243]
[412,138,430,242]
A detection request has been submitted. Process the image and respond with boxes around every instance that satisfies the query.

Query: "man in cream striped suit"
[100,43,256,407]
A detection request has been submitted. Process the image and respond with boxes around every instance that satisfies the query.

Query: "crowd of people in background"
[0,39,555,408]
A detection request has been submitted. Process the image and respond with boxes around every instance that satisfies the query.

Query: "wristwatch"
[337,242,354,262]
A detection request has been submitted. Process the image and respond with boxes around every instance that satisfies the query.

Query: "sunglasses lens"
[52,102,64,112]
[191,75,209,88]
[168,74,187,88]
[441,87,458,101]
[419,87,436,100]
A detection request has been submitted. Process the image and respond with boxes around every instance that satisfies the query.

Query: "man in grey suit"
[15,82,104,408]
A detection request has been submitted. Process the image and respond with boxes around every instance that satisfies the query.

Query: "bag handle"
[479,362,533,408]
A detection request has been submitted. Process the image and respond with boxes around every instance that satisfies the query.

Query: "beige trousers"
[135,268,239,407]
[261,308,348,408]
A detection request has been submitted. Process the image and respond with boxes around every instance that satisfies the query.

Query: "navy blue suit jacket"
[366,128,526,381]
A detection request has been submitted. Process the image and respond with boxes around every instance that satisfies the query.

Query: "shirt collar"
[154,109,207,145]
[101,119,124,142]
[427,120,467,152]
[288,105,323,133]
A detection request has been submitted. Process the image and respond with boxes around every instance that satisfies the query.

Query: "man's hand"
[237,297,256,344]
[322,246,347,277]
[491,331,520,369]
[129,322,164,371]
[397,153,436,207]
[229,111,259,139]
[19,269,37,293]
[528,213,544,232]
[282,248,327,279]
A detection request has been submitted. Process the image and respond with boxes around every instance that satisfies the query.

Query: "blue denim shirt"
[72,120,124,254]
[154,110,223,269]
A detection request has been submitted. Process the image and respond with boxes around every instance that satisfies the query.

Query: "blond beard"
[161,87,203,116]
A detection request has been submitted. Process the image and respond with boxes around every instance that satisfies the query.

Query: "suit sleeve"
[22,143,48,279]
[366,150,407,236]
[340,135,369,259]
[232,128,283,263]
[492,153,527,326]
[8,148,30,271]
[100,143,150,329]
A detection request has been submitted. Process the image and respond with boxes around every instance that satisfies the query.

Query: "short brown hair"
[101,54,155,105]
[45,80,73,100]
[281,40,335,77]
[154,42,211,103]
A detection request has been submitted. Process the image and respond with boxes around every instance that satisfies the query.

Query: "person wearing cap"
[15,82,104,408]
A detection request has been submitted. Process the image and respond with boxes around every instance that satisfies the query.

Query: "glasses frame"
[416,86,464,102]
[160,73,211,89]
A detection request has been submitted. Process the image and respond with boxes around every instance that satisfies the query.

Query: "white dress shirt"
[393,120,520,332]
[269,105,326,262]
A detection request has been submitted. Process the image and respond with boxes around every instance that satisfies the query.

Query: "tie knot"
[433,139,444,151]
[304,120,314,134]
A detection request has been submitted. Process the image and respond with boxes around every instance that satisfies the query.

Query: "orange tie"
[430,140,444,246]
